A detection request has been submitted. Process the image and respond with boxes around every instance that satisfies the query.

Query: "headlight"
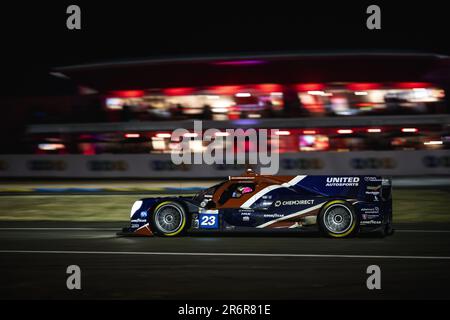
[130,200,143,217]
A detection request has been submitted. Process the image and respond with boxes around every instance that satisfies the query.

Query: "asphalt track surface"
[1,221,450,299]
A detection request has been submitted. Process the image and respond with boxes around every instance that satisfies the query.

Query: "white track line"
[1,228,450,233]
[0,228,117,231]
[0,250,450,260]
[395,230,450,233]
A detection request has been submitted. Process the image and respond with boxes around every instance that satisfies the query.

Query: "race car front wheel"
[151,201,187,237]
[319,201,357,238]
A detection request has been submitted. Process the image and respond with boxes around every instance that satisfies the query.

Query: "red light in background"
[163,87,195,96]
[254,84,283,93]
[109,90,145,98]
[208,85,244,95]
[296,83,325,92]
[395,82,432,89]
[347,83,381,91]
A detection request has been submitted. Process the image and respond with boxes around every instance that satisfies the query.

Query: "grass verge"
[0,189,449,223]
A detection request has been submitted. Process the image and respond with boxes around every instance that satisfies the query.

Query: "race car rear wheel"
[151,201,187,237]
[319,201,357,238]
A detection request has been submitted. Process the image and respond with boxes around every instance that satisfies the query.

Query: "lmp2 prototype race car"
[121,170,393,238]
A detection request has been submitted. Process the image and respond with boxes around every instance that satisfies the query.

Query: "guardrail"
[27,114,450,133]
[0,150,449,178]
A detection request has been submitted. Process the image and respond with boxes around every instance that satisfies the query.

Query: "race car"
[120,170,393,238]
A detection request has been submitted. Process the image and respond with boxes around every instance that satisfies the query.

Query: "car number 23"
[199,213,218,229]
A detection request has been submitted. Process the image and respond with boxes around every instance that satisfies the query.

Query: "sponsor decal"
[361,207,379,214]
[242,216,250,222]
[361,213,380,220]
[326,177,360,187]
[199,209,219,214]
[140,211,148,218]
[360,220,382,225]
[263,213,284,218]
[131,219,147,223]
[274,199,315,207]
[199,213,218,229]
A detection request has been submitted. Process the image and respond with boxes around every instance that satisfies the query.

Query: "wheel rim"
[155,204,183,233]
[323,204,353,234]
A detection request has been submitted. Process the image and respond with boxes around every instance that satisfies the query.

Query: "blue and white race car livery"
[120,171,393,238]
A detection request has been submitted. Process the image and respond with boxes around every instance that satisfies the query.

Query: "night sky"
[0,2,449,96]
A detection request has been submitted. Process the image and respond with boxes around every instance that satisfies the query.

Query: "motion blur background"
[0,2,448,218]
[2,2,450,300]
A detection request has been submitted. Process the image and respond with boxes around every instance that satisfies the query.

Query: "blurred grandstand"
[0,53,449,178]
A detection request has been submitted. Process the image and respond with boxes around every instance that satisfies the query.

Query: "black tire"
[150,201,188,237]
[318,200,358,238]
[385,223,395,236]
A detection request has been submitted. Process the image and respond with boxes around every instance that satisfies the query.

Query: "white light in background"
[189,140,205,153]
[235,93,251,97]
[367,128,382,133]
[38,143,65,151]
[215,132,230,137]
[124,133,140,138]
[307,91,325,96]
[183,132,199,138]
[354,91,368,96]
[337,129,353,134]
[155,133,171,138]
[151,137,166,150]
[106,98,123,110]
[401,128,418,133]
[424,140,443,145]
[274,130,291,136]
